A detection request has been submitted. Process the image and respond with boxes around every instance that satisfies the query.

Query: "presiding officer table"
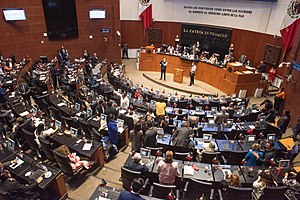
[140,52,266,97]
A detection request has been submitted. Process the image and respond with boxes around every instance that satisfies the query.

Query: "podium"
[174,68,183,83]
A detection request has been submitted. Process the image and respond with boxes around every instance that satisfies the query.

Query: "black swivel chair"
[255,186,288,200]
[201,152,221,164]
[91,128,103,142]
[219,186,253,200]
[222,150,248,165]
[120,167,149,195]
[136,107,147,115]
[53,149,83,177]
[61,116,78,129]
[145,147,164,156]
[183,179,215,200]
[173,152,193,162]
[123,116,134,132]
[51,106,61,122]
[149,182,179,200]
[38,137,56,162]
[78,119,92,139]
[0,187,10,200]
[22,128,41,158]
[177,100,188,109]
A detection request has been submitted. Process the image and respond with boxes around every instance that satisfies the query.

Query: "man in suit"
[159,58,168,81]
[126,153,148,173]
[118,178,145,200]
[105,101,118,119]
[91,53,99,67]
[144,123,157,147]
[172,122,193,147]
[189,62,196,86]
[0,170,43,199]
[16,81,31,105]
[215,107,229,124]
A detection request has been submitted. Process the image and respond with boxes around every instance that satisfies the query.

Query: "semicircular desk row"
[140,52,266,97]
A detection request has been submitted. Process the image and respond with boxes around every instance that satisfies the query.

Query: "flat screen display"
[3,9,26,21]
[89,10,106,19]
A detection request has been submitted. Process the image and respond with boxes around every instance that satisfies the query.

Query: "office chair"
[219,186,253,200]
[120,167,149,195]
[183,178,215,200]
[91,128,103,142]
[22,128,41,158]
[221,150,248,165]
[255,186,288,200]
[149,182,179,200]
[145,147,164,156]
[201,152,220,164]
[38,137,56,162]
[50,106,61,122]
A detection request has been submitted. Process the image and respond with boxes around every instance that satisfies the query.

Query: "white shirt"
[191,64,196,73]
[114,91,130,109]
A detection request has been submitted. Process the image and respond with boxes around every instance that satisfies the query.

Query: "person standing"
[107,114,118,147]
[277,110,291,138]
[172,122,193,147]
[160,58,168,81]
[189,62,196,86]
[274,88,285,112]
[293,117,300,141]
[122,43,129,59]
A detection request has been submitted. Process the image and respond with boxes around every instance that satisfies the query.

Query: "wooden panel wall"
[121,20,284,74]
[0,0,121,62]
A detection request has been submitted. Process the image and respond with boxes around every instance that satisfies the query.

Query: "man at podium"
[189,62,196,86]
[160,58,168,81]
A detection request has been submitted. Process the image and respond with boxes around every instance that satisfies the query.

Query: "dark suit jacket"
[127,160,148,173]
[160,61,167,71]
[1,179,38,200]
[144,127,157,147]
[118,191,145,200]
[172,127,192,147]
[105,107,118,119]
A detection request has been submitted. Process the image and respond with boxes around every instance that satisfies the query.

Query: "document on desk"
[82,143,92,151]
[10,157,24,169]
[248,125,255,130]
[57,102,66,107]
[19,111,30,117]
[184,166,194,176]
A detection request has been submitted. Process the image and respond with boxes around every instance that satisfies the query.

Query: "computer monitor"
[267,134,276,141]
[168,93,172,97]
[117,119,124,127]
[155,90,160,95]
[144,87,148,92]
[208,119,215,126]
[195,106,202,112]
[32,107,38,116]
[140,148,151,159]
[55,120,62,130]
[203,134,213,142]
[211,107,217,112]
[252,104,257,109]
[279,160,290,169]
[75,103,80,111]
[157,128,164,135]
[232,93,237,99]
[194,96,199,100]
[247,135,256,142]
[7,138,15,151]
[220,95,226,99]
[118,89,122,93]
[150,100,156,106]
[138,96,143,103]
[208,96,213,101]
[240,105,245,111]
[226,119,234,127]
[70,127,78,137]
[135,84,139,88]
[127,93,132,98]
[86,108,92,118]
[100,114,107,121]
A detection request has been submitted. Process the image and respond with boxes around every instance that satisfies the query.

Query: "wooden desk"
[140,53,266,97]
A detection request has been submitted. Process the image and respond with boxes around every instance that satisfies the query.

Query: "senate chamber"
[0,0,300,200]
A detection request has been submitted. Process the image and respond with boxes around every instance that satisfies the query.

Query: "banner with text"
[181,24,232,59]
[173,0,271,33]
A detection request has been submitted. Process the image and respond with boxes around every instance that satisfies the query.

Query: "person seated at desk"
[56,145,94,169]
[0,169,43,200]
[260,99,273,112]
[157,151,180,185]
[0,160,17,173]
[197,141,217,159]
[283,171,300,200]
[220,173,240,192]
[277,110,291,139]
[257,61,266,73]
[172,122,193,147]
[265,109,276,124]
[34,123,56,148]
[144,122,157,148]
[253,169,277,199]
[130,122,143,152]
[127,153,148,173]
[118,178,145,200]
[209,54,218,64]
[243,143,263,166]
[0,82,8,106]
[252,141,276,167]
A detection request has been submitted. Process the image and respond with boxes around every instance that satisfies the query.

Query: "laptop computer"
[208,96,213,101]
[267,133,276,141]
[86,108,92,118]
[7,138,15,151]
[203,134,213,143]
[75,103,80,111]
[279,160,290,169]
[252,104,257,109]
[55,120,62,130]
[208,119,215,128]
[226,119,234,128]
[70,127,78,137]
[232,93,237,99]
[150,100,156,107]
[100,114,107,121]
[247,135,256,142]
[140,148,151,159]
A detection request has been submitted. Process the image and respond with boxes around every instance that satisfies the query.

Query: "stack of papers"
[82,143,92,151]
[57,102,66,107]
[19,111,30,117]
[184,166,194,176]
